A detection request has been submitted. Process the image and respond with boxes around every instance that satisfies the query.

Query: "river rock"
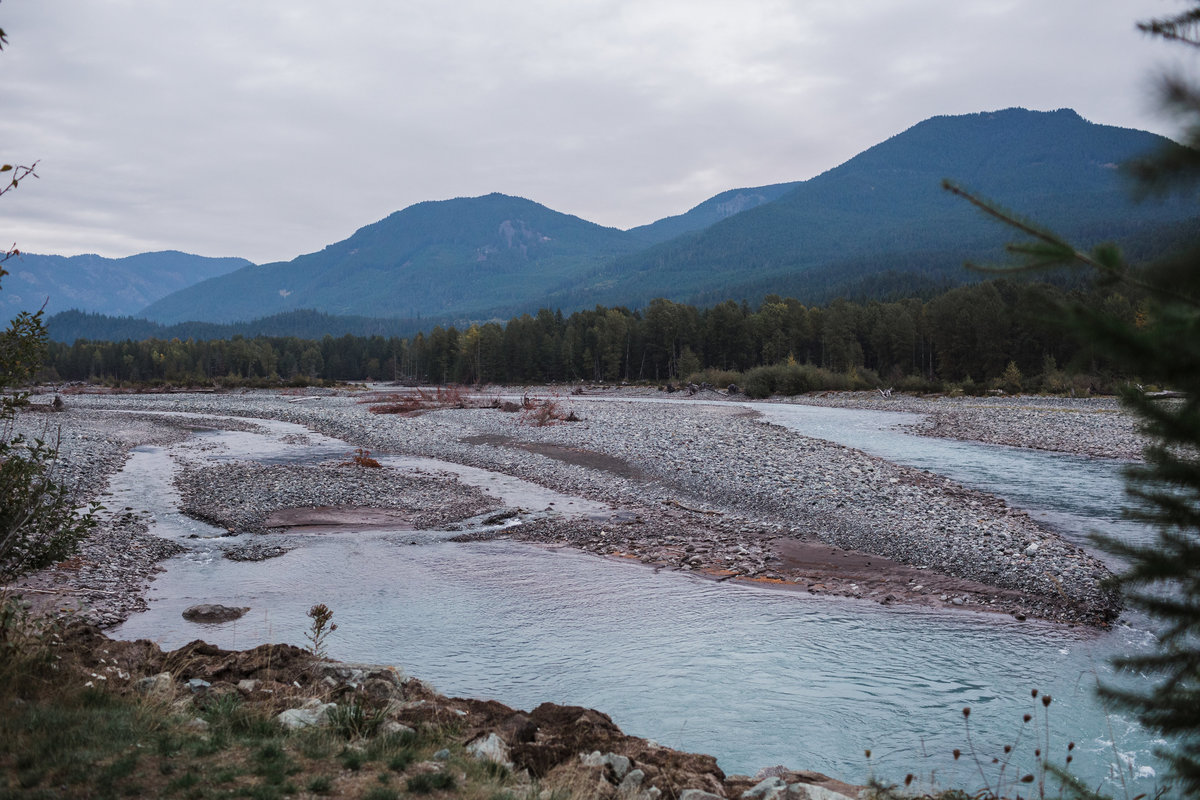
[619,768,661,800]
[467,732,512,768]
[382,720,416,737]
[276,698,336,729]
[133,671,174,697]
[182,604,250,623]
[743,776,788,800]
[680,791,725,800]
[787,784,857,800]
[183,717,209,732]
[581,750,633,780]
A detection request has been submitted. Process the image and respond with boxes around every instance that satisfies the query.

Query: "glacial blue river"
[110,402,1165,795]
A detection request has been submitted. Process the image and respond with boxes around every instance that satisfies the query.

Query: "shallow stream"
[108,404,1164,793]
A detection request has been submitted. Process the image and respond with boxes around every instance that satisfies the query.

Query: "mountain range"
[1,251,249,320]
[24,107,1200,340]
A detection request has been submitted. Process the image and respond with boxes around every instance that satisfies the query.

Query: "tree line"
[40,277,1143,394]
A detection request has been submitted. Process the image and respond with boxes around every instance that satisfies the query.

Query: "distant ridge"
[0,251,250,318]
[27,108,1200,339]
[627,180,803,243]
[139,193,649,325]
[555,108,1197,310]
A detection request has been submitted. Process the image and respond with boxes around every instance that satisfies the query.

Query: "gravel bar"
[779,391,1147,460]
[31,387,1125,626]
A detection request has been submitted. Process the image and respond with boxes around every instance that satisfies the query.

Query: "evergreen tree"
[945,7,1200,793]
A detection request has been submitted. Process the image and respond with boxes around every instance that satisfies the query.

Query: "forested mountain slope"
[555,108,1197,309]
[139,194,650,324]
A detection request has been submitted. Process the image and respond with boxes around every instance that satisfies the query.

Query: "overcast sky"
[0,1,1193,265]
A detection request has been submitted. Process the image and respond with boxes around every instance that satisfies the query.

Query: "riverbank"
[7,388,1122,627]
[1,619,861,799]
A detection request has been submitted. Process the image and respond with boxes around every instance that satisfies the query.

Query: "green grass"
[0,666,482,800]
[405,771,456,794]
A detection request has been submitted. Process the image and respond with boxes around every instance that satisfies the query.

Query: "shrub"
[998,360,1024,394]
[684,368,743,389]
[741,365,779,398]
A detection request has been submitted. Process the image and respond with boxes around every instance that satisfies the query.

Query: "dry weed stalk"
[304,604,337,658]
[518,394,581,427]
[340,448,382,468]
[364,385,476,415]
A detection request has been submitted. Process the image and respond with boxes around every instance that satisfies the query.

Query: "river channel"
[109,401,1164,794]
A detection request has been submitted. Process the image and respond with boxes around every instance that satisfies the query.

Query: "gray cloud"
[0,0,1182,265]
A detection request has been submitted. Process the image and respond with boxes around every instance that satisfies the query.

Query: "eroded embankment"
[19,624,860,799]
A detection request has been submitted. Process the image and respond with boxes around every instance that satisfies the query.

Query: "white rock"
[743,776,788,800]
[275,699,336,730]
[382,720,415,737]
[679,790,725,800]
[133,672,174,697]
[580,751,633,780]
[787,784,857,800]
[467,732,512,768]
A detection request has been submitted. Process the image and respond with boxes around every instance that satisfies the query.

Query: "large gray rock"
[181,604,249,623]
[133,671,174,697]
[679,791,725,800]
[382,720,415,737]
[312,661,407,700]
[275,698,336,730]
[787,785,856,800]
[466,732,512,768]
[581,751,633,780]
[619,768,661,800]
[743,777,788,800]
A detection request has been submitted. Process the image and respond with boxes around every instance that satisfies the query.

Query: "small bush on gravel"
[0,259,99,577]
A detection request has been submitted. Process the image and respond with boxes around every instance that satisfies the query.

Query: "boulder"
[787,784,857,800]
[679,791,725,800]
[467,732,513,768]
[742,777,788,800]
[275,698,336,730]
[133,671,174,697]
[382,720,416,737]
[619,768,661,799]
[581,751,633,780]
[181,604,249,623]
